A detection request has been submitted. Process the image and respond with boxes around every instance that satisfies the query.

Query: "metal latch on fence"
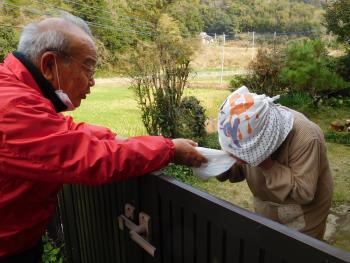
[117,204,156,257]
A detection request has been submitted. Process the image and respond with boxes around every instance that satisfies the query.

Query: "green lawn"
[68,85,147,136]
[68,84,231,135]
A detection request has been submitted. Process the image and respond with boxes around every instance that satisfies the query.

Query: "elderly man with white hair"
[217,86,333,240]
[0,13,206,262]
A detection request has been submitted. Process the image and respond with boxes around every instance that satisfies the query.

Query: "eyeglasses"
[46,49,96,81]
[69,56,96,81]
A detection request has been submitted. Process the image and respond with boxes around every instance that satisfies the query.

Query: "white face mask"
[54,57,75,111]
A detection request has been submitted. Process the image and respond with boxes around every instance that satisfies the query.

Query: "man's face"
[56,37,97,108]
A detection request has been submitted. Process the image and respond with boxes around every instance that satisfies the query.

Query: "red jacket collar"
[3,52,67,112]
[3,53,41,93]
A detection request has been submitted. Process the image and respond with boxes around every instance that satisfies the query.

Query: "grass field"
[69,84,231,135]
[191,40,258,71]
[67,84,350,251]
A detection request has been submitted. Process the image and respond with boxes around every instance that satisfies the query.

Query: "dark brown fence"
[54,174,350,263]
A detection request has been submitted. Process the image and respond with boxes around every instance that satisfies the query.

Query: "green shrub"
[278,92,314,113]
[201,132,221,149]
[325,131,350,145]
[280,40,348,98]
[230,40,349,103]
[324,0,350,46]
[128,15,190,138]
[176,96,207,143]
[334,54,350,83]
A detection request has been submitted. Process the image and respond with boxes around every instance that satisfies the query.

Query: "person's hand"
[216,167,233,182]
[172,138,207,167]
[216,153,246,182]
[216,163,245,183]
[216,154,243,181]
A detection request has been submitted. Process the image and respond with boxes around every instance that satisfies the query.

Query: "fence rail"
[52,174,350,263]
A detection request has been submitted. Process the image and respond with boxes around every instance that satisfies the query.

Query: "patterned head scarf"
[218,86,294,166]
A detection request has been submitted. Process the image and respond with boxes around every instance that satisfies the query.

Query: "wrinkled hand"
[172,139,207,167]
[216,155,246,183]
[216,164,237,182]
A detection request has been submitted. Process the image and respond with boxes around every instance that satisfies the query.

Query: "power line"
[61,0,154,26]
[29,0,155,31]
[85,20,154,36]
[1,1,156,37]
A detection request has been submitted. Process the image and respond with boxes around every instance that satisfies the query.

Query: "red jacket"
[0,54,174,257]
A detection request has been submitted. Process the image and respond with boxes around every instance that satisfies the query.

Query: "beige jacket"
[226,108,333,239]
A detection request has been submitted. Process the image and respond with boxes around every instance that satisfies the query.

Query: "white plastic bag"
[192,147,236,180]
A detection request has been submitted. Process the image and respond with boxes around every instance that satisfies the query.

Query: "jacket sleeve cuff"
[164,138,175,163]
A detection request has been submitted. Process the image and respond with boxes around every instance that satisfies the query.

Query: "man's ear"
[40,52,56,82]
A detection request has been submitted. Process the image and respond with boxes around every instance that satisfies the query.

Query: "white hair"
[17,11,93,63]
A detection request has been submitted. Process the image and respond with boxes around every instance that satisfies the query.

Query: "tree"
[324,0,350,46]
[229,48,284,96]
[200,6,234,35]
[230,40,348,99]
[166,0,204,37]
[280,40,347,98]
[126,14,205,138]
[226,2,254,32]
[68,0,142,69]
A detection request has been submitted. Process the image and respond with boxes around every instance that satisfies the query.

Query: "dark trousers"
[0,241,43,263]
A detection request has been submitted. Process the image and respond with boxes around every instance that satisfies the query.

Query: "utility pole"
[220,33,226,87]
[251,31,255,60]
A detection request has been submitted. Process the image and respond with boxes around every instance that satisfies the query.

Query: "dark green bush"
[176,96,207,143]
[230,40,349,104]
[229,75,248,91]
[201,132,221,149]
[334,54,350,83]
[280,40,348,98]
[325,131,350,145]
[278,92,314,113]
[324,0,350,46]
